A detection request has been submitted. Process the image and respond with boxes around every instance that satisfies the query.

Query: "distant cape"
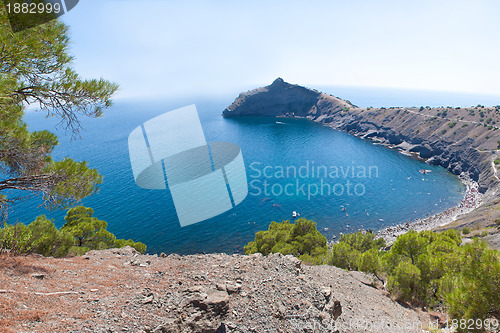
[223,77,352,118]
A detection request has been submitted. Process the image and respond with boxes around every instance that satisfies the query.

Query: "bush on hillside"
[332,229,499,332]
[328,231,385,271]
[0,217,73,257]
[247,219,500,331]
[0,206,146,257]
[244,218,327,264]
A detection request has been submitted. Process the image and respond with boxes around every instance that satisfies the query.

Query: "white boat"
[292,211,298,218]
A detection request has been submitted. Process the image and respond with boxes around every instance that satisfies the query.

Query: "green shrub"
[387,261,422,302]
[330,242,360,270]
[61,206,146,253]
[68,245,90,256]
[0,223,38,255]
[27,216,74,257]
[329,231,385,271]
[244,218,327,263]
[115,239,147,253]
[0,206,147,257]
[326,229,499,329]
[448,122,457,128]
[246,222,500,327]
[462,227,471,235]
[0,217,74,257]
[358,249,384,282]
[438,240,500,332]
[340,231,385,251]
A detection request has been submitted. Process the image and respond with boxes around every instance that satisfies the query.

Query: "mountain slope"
[0,247,434,332]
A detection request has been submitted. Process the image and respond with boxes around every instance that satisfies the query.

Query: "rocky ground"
[0,247,438,333]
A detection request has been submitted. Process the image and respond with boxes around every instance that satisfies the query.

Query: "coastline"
[308,114,493,244]
[317,117,485,244]
[375,175,482,244]
[223,78,500,249]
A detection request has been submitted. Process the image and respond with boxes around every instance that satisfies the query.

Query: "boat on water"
[419,169,433,174]
[292,211,299,218]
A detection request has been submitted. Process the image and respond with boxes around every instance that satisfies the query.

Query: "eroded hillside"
[0,247,435,333]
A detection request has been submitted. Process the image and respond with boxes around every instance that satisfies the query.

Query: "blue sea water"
[11,86,494,255]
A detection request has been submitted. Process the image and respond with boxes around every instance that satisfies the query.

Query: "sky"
[61,0,500,100]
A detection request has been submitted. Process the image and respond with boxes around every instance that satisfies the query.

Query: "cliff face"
[223,79,500,198]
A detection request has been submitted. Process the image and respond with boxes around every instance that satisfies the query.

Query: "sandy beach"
[375,174,482,244]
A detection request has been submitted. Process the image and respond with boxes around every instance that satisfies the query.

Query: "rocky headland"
[223,78,500,246]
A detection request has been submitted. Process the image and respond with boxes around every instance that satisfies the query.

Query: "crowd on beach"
[375,177,482,244]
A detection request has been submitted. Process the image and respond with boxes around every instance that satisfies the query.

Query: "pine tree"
[0,7,118,216]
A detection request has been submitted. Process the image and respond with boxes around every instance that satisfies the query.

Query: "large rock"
[189,290,229,316]
[206,291,230,315]
[325,298,342,320]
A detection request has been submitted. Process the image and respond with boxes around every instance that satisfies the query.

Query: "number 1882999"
[5,2,61,14]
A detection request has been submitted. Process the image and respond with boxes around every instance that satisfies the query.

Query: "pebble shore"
[375,175,482,244]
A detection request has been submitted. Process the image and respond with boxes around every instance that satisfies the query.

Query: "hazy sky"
[61,0,500,100]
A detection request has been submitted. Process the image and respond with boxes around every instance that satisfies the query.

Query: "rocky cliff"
[223,79,500,221]
[223,77,352,118]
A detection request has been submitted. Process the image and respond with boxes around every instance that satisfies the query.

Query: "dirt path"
[492,155,500,182]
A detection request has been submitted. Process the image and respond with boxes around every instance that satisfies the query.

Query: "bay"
[12,87,479,254]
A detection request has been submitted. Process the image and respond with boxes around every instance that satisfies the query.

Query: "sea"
[11,86,500,255]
